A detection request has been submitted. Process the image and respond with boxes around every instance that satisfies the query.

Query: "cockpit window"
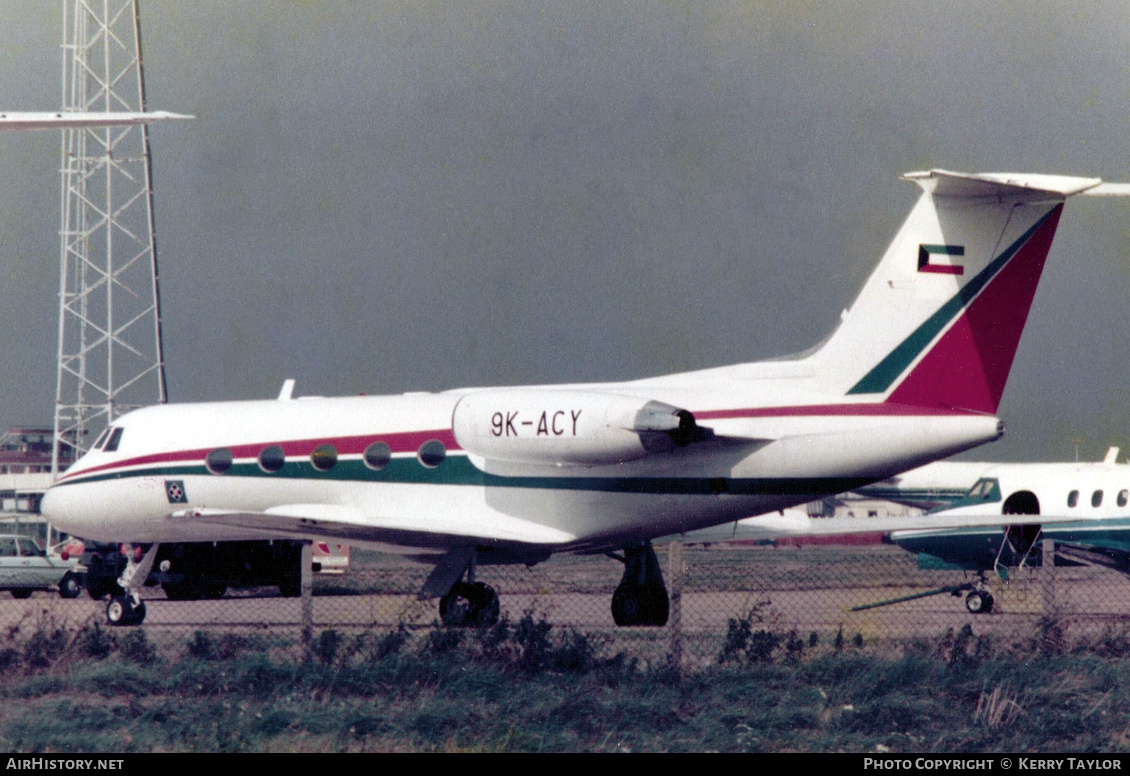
[91,428,112,450]
[102,427,124,452]
[965,478,1001,501]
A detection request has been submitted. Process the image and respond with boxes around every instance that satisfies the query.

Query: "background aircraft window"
[1092,490,1104,508]
[103,427,124,452]
[205,448,233,475]
[1068,490,1079,508]
[1120,490,1129,507]
[363,441,392,471]
[258,445,285,473]
[311,444,338,471]
[418,439,446,468]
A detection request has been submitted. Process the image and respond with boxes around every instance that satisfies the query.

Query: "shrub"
[313,630,342,665]
[78,622,116,660]
[119,629,157,665]
[22,612,70,670]
[187,631,215,660]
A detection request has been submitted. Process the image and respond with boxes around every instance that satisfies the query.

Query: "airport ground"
[0,544,1130,751]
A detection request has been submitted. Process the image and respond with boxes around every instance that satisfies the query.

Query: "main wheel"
[439,583,473,626]
[439,582,501,627]
[611,587,641,626]
[58,572,82,599]
[612,585,669,627]
[9,589,32,599]
[468,582,500,627]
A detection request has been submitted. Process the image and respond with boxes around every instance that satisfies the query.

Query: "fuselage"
[892,460,1130,568]
[41,370,1003,557]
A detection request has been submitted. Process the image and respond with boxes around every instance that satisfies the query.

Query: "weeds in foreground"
[0,615,1128,751]
[974,684,1024,729]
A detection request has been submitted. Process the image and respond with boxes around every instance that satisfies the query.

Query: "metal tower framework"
[53,0,167,473]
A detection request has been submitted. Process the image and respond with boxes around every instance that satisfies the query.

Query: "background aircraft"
[883,447,1130,613]
[42,170,1129,627]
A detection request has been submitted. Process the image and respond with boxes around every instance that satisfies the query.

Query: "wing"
[173,503,576,553]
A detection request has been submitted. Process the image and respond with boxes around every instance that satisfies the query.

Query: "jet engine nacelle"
[452,389,698,467]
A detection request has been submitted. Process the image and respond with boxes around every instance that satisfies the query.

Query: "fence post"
[668,539,684,671]
[1041,537,1056,616]
[301,541,314,658]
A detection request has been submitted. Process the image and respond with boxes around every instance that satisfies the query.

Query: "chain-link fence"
[2,539,1126,666]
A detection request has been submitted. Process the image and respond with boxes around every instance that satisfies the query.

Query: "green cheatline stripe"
[847,209,1055,396]
[54,456,875,497]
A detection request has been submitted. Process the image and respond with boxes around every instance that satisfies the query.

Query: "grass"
[3,611,1130,751]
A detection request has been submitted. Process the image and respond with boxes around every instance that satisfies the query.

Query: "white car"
[0,535,82,598]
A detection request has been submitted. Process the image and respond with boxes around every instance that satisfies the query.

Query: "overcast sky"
[0,1,1128,463]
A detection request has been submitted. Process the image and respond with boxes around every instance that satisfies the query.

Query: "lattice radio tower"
[52,0,167,473]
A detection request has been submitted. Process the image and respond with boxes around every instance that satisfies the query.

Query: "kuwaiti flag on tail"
[809,171,1130,415]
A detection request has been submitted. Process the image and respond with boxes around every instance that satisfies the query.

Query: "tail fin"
[812,170,1128,414]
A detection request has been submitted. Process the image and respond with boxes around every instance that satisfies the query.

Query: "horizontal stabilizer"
[677,510,1096,544]
[903,169,1129,199]
[0,110,193,130]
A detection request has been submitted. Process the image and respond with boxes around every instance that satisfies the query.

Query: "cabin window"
[363,441,392,471]
[1119,490,1128,508]
[417,439,446,468]
[1093,490,1104,508]
[258,445,286,473]
[311,444,338,471]
[205,448,234,475]
[1067,490,1079,508]
[103,427,124,452]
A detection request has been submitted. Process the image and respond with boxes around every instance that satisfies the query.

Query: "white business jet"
[41,170,1130,627]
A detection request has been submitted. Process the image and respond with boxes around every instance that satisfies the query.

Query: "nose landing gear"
[105,544,159,627]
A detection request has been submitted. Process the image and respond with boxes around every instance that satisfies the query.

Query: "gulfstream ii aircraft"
[41,169,1130,627]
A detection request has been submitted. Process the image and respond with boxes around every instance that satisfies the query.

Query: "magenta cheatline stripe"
[694,403,980,421]
[54,428,460,484]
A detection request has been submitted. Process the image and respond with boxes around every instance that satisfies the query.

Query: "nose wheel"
[964,589,994,614]
[107,593,147,626]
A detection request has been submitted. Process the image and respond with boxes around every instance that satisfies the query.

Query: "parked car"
[0,535,82,598]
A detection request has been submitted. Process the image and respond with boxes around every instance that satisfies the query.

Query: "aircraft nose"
[40,485,81,535]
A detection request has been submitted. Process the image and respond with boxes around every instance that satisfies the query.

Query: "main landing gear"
[430,549,501,628]
[426,543,671,628]
[610,543,669,627]
[440,580,501,627]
